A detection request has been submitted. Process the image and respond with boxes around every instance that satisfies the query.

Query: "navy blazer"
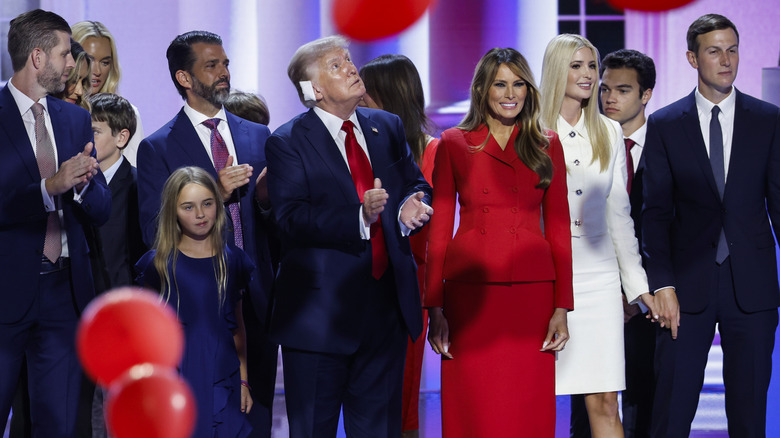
[642,89,780,313]
[0,85,111,322]
[266,107,432,355]
[137,109,274,323]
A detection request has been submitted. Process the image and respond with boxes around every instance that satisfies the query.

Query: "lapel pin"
[371,127,379,134]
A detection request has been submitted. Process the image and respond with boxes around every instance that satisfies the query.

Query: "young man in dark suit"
[643,13,780,438]
[267,35,433,438]
[0,9,110,436]
[136,30,277,437]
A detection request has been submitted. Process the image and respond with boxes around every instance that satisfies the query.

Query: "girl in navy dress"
[136,166,253,437]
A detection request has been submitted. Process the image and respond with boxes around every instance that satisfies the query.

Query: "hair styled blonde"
[71,21,122,94]
[153,167,229,310]
[540,34,610,172]
[459,47,552,188]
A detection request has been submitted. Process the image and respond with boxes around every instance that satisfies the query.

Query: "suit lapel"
[0,86,40,181]
[680,92,720,199]
[724,90,749,201]
[47,97,72,166]
[226,112,250,163]
[302,109,358,202]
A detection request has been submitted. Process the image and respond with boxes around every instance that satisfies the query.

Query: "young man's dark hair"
[600,49,656,96]
[7,9,71,72]
[686,13,739,53]
[165,30,223,99]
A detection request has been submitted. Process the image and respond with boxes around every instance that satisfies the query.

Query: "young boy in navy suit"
[88,92,147,436]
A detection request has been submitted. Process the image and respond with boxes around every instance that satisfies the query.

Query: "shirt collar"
[183,101,227,128]
[313,106,362,141]
[627,122,647,148]
[7,77,48,116]
[557,109,588,139]
[102,155,124,184]
[694,86,736,118]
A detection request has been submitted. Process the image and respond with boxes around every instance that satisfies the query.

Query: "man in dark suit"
[642,14,780,438]
[0,9,110,436]
[266,36,433,438]
[136,31,277,436]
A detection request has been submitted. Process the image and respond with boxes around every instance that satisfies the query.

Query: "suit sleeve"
[641,115,676,292]
[66,109,111,226]
[137,138,169,247]
[603,120,648,303]
[424,130,457,308]
[766,109,780,244]
[544,133,574,310]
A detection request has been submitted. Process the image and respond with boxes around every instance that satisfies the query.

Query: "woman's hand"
[639,292,659,322]
[541,308,569,351]
[241,383,253,414]
[427,307,453,359]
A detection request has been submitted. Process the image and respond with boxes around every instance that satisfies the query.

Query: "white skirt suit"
[555,112,649,395]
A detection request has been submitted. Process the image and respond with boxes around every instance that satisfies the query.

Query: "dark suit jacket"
[137,109,274,323]
[96,158,146,290]
[642,89,780,313]
[266,107,432,355]
[0,85,111,322]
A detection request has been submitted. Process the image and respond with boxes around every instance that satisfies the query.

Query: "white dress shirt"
[626,122,647,173]
[183,102,241,165]
[695,87,736,179]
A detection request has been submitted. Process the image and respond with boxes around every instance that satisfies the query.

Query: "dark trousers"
[0,267,82,437]
[281,277,407,438]
[651,258,778,438]
[242,294,279,438]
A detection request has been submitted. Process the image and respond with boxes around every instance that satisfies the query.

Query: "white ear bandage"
[299,81,316,102]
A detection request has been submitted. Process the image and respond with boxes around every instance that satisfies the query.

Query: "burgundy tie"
[342,121,387,280]
[624,138,636,194]
[203,118,243,249]
[32,103,62,263]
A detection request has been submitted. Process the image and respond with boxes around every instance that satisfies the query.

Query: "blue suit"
[137,108,277,435]
[642,89,780,437]
[266,107,431,437]
[0,84,111,436]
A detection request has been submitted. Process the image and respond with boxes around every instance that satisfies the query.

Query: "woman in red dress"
[359,54,438,438]
[425,48,573,437]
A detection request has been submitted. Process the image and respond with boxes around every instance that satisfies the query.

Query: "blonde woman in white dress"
[540,34,657,438]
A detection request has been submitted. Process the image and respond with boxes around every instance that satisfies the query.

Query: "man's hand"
[362,178,388,225]
[254,166,270,209]
[45,142,99,196]
[218,156,253,201]
[400,191,433,230]
[654,287,680,339]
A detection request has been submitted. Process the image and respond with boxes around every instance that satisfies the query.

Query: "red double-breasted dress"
[425,125,573,437]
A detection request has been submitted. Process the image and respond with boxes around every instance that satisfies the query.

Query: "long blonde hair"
[153,167,229,310]
[458,48,552,188]
[71,21,121,94]
[540,34,610,172]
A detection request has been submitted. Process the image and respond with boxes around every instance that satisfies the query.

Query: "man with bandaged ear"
[266,35,433,438]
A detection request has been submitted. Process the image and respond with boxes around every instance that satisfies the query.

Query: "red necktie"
[32,103,62,263]
[341,121,387,279]
[624,138,636,194]
[203,118,243,249]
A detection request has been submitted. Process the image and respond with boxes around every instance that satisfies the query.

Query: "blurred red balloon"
[106,365,196,438]
[608,0,696,12]
[77,287,183,385]
[333,0,436,41]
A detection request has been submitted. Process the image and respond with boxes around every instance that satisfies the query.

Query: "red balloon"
[106,365,196,438]
[77,287,183,385]
[333,0,436,41]
[608,0,696,12]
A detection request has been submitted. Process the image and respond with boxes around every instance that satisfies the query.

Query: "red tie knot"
[203,118,221,131]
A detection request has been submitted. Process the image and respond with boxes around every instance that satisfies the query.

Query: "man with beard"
[136,30,277,437]
[0,9,110,436]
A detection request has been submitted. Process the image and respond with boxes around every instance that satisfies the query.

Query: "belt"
[40,257,70,274]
